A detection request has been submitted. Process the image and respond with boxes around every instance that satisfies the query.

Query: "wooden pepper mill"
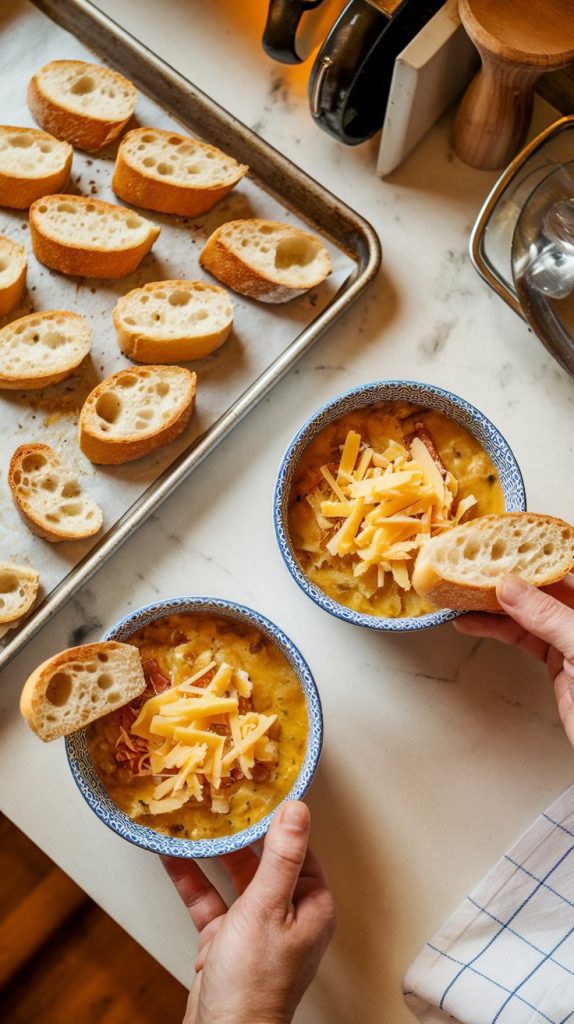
[453,0,574,170]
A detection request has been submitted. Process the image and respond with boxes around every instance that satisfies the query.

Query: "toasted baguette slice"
[20,641,146,742]
[30,195,160,278]
[199,219,332,303]
[0,235,27,315]
[28,60,136,152]
[412,513,574,613]
[0,125,72,209]
[112,127,248,216]
[0,310,91,389]
[0,126,72,209]
[79,365,196,464]
[0,563,40,625]
[113,280,233,363]
[9,444,103,543]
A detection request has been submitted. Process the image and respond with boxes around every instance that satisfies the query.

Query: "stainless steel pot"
[471,116,574,376]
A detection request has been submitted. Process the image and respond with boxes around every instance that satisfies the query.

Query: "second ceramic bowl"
[274,380,526,632]
[66,597,323,858]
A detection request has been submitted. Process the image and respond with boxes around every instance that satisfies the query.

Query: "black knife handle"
[309,0,445,145]
[263,0,325,65]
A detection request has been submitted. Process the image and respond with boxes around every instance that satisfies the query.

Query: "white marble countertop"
[1,2,574,1022]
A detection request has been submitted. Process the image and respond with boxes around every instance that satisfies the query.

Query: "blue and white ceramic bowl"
[66,597,323,858]
[274,380,526,632]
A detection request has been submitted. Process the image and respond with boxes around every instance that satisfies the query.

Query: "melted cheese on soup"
[288,403,505,618]
[87,615,308,841]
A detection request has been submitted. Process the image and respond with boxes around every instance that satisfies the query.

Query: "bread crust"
[200,232,295,302]
[0,126,72,209]
[0,237,27,316]
[0,310,91,390]
[112,129,248,216]
[199,220,332,303]
[115,319,231,363]
[0,562,39,625]
[28,62,136,152]
[79,366,197,464]
[19,641,146,742]
[29,196,160,278]
[412,559,505,613]
[412,513,574,613]
[9,443,103,542]
[0,263,26,316]
[113,280,233,363]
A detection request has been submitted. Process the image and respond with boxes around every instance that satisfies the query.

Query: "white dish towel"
[404,785,574,1024]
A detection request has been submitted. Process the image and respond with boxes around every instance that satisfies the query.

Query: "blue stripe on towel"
[436,842,574,1022]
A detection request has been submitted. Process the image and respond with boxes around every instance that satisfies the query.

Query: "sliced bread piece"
[412,512,574,612]
[112,126,248,216]
[0,310,91,389]
[0,563,40,625]
[79,365,197,464]
[0,125,72,209]
[113,280,233,362]
[199,218,332,303]
[28,60,136,152]
[9,444,103,543]
[20,641,146,742]
[0,235,27,315]
[29,195,160,278]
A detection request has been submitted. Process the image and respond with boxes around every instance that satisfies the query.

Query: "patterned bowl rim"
[66,596,323,858]
[273,379,526,632]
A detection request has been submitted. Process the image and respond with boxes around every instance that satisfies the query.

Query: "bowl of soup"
[274,380,526,631]
[66,597,322,857]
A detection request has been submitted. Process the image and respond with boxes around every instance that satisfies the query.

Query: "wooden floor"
[0,814,188,1023]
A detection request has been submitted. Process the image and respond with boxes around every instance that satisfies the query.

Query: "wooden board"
[0,814,188,1023]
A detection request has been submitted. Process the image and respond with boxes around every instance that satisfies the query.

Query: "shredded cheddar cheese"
[127,656,278,816]
[311,429,477,591]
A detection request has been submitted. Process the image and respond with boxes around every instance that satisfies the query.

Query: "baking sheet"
[0,0,360,648]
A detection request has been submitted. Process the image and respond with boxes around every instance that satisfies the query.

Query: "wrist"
[198,1015,289,1024]
[198,1019,288,1024]
[245,1019,289,1024]
[214,1018,288,1024]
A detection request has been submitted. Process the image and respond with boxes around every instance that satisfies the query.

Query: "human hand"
[454,574,574,746]
[163,801,336,1024]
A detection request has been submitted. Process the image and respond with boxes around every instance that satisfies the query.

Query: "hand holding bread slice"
[412,513,574,612]
[112,127,248,216]
[20,641,146,742]
[113,280,233,362]
[9,444,103,542]
[0,310,91,389]
[29,195,160,278]
[0,563,39,625]
[0,235,27,316]
[79,365,197,464]
[28,60,136,152]
[200,219,332,302]
[0,125,72,208]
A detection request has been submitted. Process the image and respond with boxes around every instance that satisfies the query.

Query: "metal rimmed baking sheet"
[0,0,381,671]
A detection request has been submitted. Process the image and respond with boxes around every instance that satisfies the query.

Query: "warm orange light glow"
[216,0,349,98]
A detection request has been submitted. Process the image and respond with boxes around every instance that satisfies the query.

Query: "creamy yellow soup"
[288,402,505,618]
[88,614,308,840]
